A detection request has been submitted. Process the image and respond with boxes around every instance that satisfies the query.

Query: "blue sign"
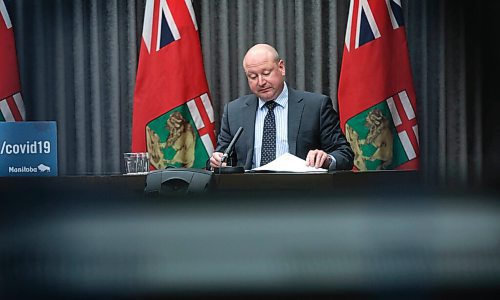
[0,121,58,176]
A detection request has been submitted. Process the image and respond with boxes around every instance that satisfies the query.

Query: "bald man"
[209,44,353,171]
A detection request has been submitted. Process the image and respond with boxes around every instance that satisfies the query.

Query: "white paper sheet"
[250,153,327,173]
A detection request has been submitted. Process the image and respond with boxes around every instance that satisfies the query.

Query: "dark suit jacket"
[215,87,354,170]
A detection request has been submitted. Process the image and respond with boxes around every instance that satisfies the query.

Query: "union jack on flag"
[141,0,198,53]
[338,0,419,171]
[344,0,404,51]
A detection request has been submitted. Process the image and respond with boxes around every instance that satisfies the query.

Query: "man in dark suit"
[209,44,353,171]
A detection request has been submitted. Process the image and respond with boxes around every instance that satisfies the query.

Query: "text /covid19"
[0,140,51,155]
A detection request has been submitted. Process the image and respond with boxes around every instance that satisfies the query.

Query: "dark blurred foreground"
[1,173,500,299]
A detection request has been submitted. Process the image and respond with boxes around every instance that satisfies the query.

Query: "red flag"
[0,0,25,122]
[338,0,419,171]
[132,0,215,169]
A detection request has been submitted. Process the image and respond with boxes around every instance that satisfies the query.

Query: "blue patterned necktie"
[260,101,277,166]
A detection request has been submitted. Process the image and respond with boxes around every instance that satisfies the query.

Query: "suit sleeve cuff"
[328,154,337,171]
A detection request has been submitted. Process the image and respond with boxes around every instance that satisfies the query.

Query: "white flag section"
[186,93,215,155]
[0,93,25,121]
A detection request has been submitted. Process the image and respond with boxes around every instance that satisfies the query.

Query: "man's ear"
[279,60,286,76]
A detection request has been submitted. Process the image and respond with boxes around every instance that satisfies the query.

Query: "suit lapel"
[287,88,304,155]
[242,95,258,169]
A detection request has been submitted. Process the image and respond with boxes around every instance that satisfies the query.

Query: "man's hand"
[306,149,332,169]
[209,151,227,169]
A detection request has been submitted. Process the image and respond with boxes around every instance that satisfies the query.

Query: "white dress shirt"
[253,83,289,168]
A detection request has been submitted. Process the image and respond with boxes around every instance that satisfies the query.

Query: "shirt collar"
[258,82,288,110]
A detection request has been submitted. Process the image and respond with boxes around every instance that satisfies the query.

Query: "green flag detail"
[345,101,412,171]
[146,104,210,169]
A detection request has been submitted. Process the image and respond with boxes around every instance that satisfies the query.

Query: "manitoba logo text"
[8,163,51,173]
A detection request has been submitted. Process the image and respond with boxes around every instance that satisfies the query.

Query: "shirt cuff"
[328,154,337,171]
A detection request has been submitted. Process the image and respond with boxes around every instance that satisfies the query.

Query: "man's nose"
[257,75,266,86]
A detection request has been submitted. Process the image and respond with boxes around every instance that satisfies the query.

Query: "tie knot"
[265,101,277,111]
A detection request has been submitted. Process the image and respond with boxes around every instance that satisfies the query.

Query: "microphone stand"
[213,127,245,174]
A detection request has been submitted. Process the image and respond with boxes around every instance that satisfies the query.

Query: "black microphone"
[221,127,244,164]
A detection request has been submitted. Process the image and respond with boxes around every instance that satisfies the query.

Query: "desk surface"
[1,170,421,200]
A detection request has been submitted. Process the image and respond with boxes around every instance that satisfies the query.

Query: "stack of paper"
[250,153,327,173]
